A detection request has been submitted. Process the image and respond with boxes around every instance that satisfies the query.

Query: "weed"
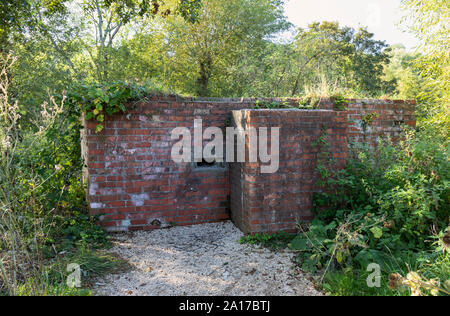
[239,232,296,250]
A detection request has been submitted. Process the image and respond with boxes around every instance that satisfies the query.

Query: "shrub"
[0,53,111,296]
[290,127,449,295]
[313,130,449,250]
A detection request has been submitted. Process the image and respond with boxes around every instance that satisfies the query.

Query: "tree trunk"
[196,55,212,97]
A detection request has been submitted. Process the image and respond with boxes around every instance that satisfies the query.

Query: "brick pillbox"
[81,96,415,234]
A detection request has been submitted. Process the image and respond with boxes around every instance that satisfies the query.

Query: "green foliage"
[58,213,110,250]
[254,100,291,109]
[291,127,449,295]
[102,0,202,23]
[402,0,449,134]
[298,95,319,109]
[69,81,155,132]
[177,0,203,23]
[152,0,290,97]
[46,248,127,286]
[251,95,348,110]
[0,54,113,296]
[239,232,295,250]
[360,112,380,134]
[13,282,92,297]
[382,45,423,100]
[330,94,348,111]
[322,269,408,296]
[11,248,126,296]
[321,240,449,296]
[0,0,31,47]
[314,133,449,250]
[5,0,407,102]
[0,0,70,54]
[288,22,395,98]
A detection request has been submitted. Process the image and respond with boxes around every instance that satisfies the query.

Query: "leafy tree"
[1,0,80,129]
[290,22,394,97]
[234,22,396,98]
[2,1,82,122]
[160,0,289,96]
[104,0,202,23]
[401,0,449,133]
[0,0,30,50]
[382,44,422,100]
[226,40,294,97]
[0,0,68,51]
[79,0,202,81]
[4,0,203,113]
[292,22,354,96]
[351,28,394,95]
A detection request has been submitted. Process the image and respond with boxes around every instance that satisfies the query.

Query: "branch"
[95,0,105,47]
[33,10,78,77]
[107,21,123,47]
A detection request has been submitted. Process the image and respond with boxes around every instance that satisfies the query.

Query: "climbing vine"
[69,81,151,132]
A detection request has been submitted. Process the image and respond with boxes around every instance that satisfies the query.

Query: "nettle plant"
[70,81,150,132]
[297,128,449,275]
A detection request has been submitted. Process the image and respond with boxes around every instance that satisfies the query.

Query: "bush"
[314,130,448,249]
[0,53,112,296]
[290,128,449,295]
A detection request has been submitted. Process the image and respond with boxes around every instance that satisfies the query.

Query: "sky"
[284,0,420,50]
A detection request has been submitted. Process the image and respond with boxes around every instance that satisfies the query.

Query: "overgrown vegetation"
[239,232,295,251]
[285,0,450,296]
[2,0,422,103]
[0,54,123,296]
[70,81,158,132]
[290,131,449,296]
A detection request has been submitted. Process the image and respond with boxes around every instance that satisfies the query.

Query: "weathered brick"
[83,97,415,232]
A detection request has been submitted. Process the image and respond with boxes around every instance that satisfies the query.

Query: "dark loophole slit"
[196,158,217,168]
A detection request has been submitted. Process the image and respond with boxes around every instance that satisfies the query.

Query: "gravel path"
[94,221,321,296]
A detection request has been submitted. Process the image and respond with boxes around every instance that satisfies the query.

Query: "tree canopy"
[2,0,446,106]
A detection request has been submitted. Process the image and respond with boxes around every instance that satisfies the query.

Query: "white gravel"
[94,221,321,296]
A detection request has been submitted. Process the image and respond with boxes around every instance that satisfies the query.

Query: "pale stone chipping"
[94,221,322,296]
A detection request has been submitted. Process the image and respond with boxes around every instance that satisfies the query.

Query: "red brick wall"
[83,96,254,231]
[82,96,415,232]
[230,109,348,234]
[346,99,416,144]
